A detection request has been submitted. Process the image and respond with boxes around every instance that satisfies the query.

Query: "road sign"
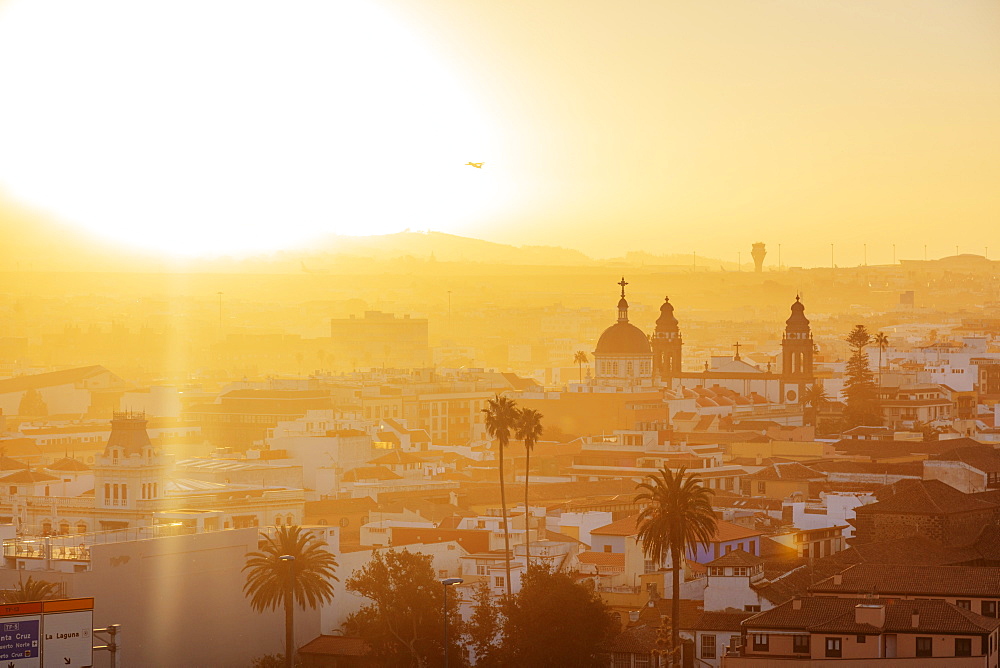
[0,615,41,668]
[40,603,92,668]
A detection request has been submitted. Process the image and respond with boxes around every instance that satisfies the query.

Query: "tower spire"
[616,277,630,323]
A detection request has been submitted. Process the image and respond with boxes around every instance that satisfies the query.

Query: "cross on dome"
[618,276,629,298]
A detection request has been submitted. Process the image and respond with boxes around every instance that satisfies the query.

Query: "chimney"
[792,597,802,610]
[833,573,843,585]
[855,604,886,627]
[911,609,920,628]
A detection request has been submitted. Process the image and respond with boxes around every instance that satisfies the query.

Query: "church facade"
[590,279,815,405]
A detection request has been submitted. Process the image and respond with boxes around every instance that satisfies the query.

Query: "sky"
[0,0,997,266]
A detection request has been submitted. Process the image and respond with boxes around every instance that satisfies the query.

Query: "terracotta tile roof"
[592,514,640,537]
[857,479,997,515]
[707,548,764,569]
[341,466,403,482]
[299,635,370,657]
[687,610,755,632]
[369,450,427,466]
[390,527,488,554]
[811,564,1000,598]
[745,597,1000,636]
[0,469,60,484]
[44,457,90,472]
[744,462,825,481]
[578,550,626,568]
[712,519,765,542]
[930,444,1000,473]
[603,623,659,655]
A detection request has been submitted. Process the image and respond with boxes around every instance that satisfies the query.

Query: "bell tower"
[652,296,682,382]
[781,296,813,377]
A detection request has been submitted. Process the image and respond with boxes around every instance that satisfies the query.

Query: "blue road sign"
[0,619,40,661]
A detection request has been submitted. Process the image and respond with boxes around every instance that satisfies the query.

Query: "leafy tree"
[514,407,543,568]
[1,576,60,602]
[501,565,616,667]
[243,526,338,668]
[465,582,503,668]
[634,467,716,668]
[844,325,881,427]
[344,549,466,668]
[482,393,518,597]
[573,351,588,383]
[17,388,48,416]
[250,654,301,668]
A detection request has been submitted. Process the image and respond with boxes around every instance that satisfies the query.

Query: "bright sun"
[0,1,505,256]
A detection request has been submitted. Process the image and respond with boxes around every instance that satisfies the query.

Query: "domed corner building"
[593,278,654,386]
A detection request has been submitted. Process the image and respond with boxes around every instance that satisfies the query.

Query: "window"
[752,634,768,651]
[956,638,972,657]
[644,560,657,574]
[825,638,842,658]
[494,576,504,589]
[793,635,809,653]
[916,637,932,657]
[745,605,761,612]
[983,601,997,618]
[734,567,747,576]
[856,635,866,643]
[634,655,649,668]
[757,481,766,494]
[613,653,629,668]
[604,545,612,553]
[956,600,971,610]
[701,634,716,659]
[709,567,724,576]
[477,564,489,576]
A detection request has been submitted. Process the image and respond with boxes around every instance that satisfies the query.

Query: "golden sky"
[0,0,997,266]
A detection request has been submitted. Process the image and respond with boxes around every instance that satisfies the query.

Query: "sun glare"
[0,1,505,257]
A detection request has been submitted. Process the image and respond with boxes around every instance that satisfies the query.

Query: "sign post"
[40,600,93,668]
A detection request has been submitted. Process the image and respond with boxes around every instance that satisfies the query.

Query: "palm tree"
[573,351,589,384]
[635,467,717,668]
[0,575,60,602]
[515,407,544,569]
[243,525,339,668]
[802,383,829,428]
[482,393,518,598]
[874,332,889,387]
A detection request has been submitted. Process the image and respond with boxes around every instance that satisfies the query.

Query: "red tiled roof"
[299,635,370,657]
[578,550,626,568]
[592,514,640,536]
[811,564,1000,598]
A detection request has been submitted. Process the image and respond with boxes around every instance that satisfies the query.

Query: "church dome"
[595,322,652,355]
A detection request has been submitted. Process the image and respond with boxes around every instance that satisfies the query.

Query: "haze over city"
[1,2,1000,668]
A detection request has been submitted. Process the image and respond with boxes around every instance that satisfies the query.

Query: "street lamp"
[442,577,464,668]
[279,555,296,668]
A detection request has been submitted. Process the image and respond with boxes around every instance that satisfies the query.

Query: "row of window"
[750,634,974,657]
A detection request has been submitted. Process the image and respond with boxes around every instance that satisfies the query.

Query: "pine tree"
[843,325,881,427]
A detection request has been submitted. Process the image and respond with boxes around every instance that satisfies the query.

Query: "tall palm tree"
[515,407,544,569]
[802,383,829,428]
[874,332,889,387]
[573,351,589,384]
[635,467,717,668]
[482,393,518,598]
[0,575,60,602]
[243,525,339,668]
